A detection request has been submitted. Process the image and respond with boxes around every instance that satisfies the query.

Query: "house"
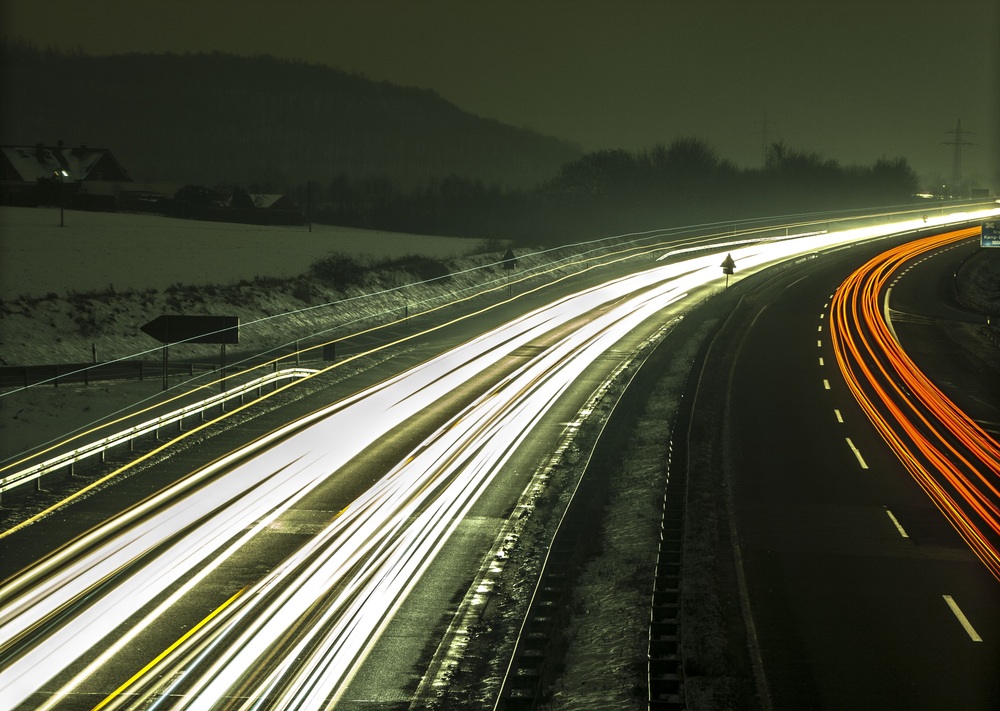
[250,193,299,211]
[248,193,304,224]
[0,142,132,207]
[215,190,304,225]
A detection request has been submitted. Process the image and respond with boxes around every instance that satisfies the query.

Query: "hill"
[0,43,580,191]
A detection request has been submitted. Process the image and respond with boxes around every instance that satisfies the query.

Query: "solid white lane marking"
[845,437,868,469]
[823,379,831,390]
[819,357,825,366]
[884,509,909,538]
[943,595,983,642]
[834,409,843,423]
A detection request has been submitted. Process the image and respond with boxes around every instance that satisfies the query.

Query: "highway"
[0,256,717,709]
[1,207,998,709]
[721,228,1000,709]
[831,228,1000,580]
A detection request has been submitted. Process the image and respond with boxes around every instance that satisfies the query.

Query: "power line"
[942,118,975,191]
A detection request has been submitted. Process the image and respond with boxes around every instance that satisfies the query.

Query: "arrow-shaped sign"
[141,315,239,344]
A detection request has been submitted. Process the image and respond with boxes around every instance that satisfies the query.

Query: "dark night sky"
[3,0,998,187]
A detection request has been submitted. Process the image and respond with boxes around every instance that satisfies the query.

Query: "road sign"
[721,253,736,275]
[982,221,1000,248]
[502,248,518,270]
[141,315,239,344]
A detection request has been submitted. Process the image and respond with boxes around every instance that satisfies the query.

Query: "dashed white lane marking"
[817,339,822,348]
[823,379,831,390]
[943,595,983,642]
[845,437,869,469]
[834,409,844,423]
[817,325,823,332]
[819,357,825,366]
[884,508,909,538]
[820,313,825,319]
[884,285,901,344]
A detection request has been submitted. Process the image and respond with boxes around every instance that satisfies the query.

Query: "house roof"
[251,194,287,209]
[1,144,129,182]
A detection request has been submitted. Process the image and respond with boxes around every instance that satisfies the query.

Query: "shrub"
[291,280,314,303]
[308,252,367,289]
[381,254,450,282]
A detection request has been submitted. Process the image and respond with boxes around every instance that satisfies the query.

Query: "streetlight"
[55,169,69,227]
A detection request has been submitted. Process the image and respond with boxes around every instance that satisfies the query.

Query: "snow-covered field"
[0,207,494,457]
[0,207,477,299]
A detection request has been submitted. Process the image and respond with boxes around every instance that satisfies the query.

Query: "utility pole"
[942,118,975,195]
[760,112,769,168]
[754,112,778,168]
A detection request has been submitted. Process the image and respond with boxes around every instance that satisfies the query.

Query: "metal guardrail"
[0,360,217,388]
[0,367,317,498]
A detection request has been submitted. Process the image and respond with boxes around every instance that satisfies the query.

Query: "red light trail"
[830,227,1000,581]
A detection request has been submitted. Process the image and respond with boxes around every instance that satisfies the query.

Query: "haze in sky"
[2,0,997,187]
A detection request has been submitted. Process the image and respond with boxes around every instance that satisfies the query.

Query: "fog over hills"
[0,43,581,191]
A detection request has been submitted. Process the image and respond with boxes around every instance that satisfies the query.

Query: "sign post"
[141,315,239,391]
[721,253,736,288]
[502,248,517,298]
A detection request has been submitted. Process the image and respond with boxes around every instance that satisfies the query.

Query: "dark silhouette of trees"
[306,137,920,246]
[869,156,919,199]
[229,185,254,209]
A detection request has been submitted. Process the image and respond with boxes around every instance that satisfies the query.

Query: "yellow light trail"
[89,587,246,711]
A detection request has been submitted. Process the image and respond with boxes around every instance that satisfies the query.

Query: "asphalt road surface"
[3,214,996,710]
[0,250,714,709]
[724,237,1000,709]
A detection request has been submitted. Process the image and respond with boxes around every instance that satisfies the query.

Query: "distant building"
[250,193,299,211]
[215,191,304,224]
[0,142,132,207]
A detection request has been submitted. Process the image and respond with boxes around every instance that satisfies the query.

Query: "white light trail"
[1,207,995,709]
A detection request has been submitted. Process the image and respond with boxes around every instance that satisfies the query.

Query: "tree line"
[302,138,920,246]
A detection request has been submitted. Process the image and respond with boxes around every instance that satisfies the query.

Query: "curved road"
[723,231,1000,709]
[0,255,716,709]
[3,211,997,710]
